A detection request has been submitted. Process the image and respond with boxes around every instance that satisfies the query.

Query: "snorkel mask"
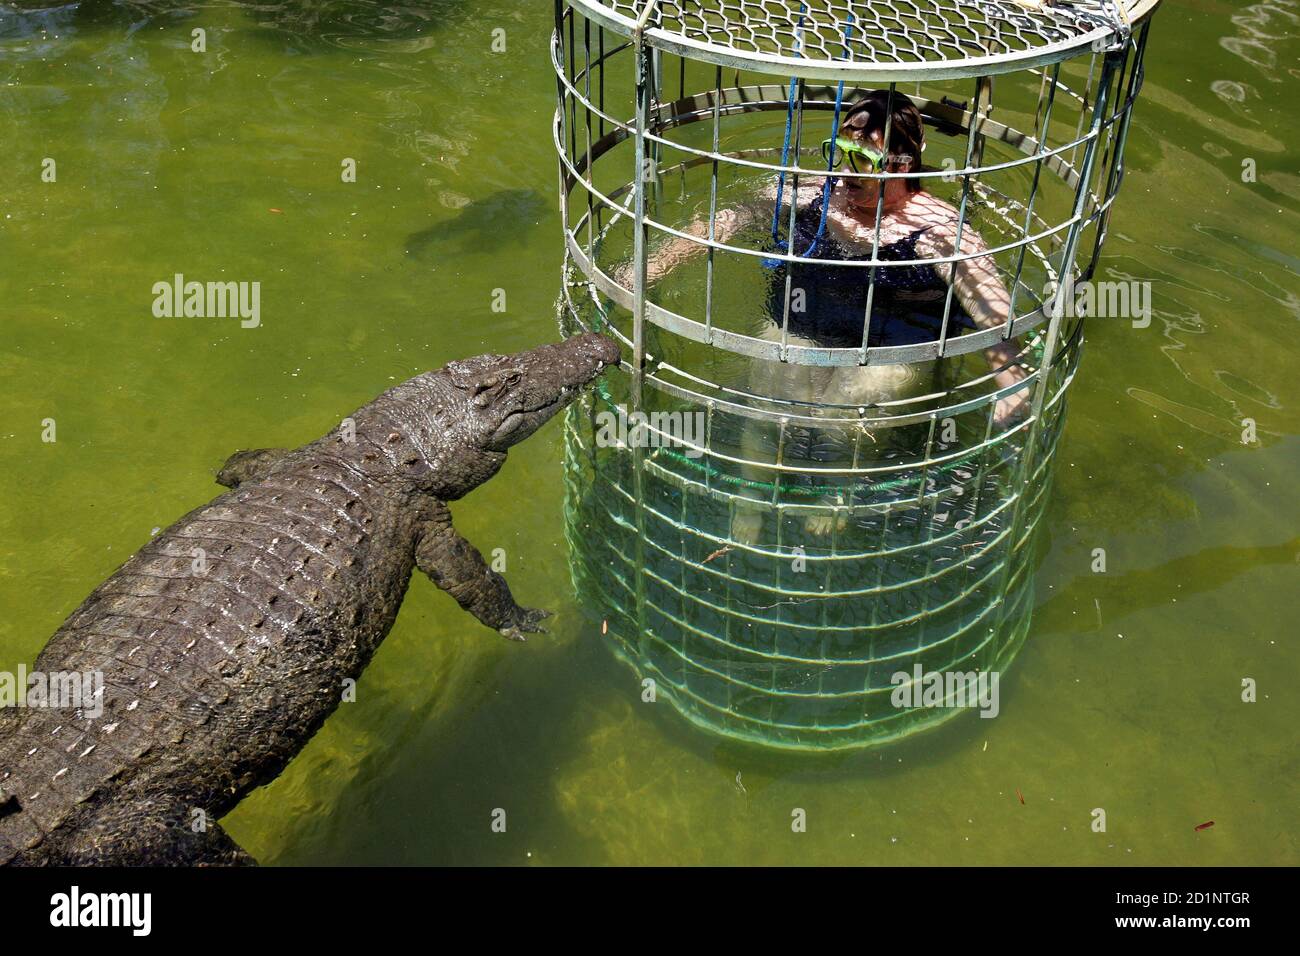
[821,136,886,173]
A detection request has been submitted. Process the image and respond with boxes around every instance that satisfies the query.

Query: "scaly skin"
[0,332,620,865]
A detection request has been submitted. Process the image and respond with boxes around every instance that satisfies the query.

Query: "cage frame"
[553,0,1158,750]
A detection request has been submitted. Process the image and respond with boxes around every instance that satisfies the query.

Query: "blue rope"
[769,10,804,246]
[803,14,855,258]
[769,14,855,262]
[802,83,845,257]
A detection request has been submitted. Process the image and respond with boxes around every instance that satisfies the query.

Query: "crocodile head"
[443,331,620,455]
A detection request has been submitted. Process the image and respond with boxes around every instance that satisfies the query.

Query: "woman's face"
[832,122,915,212]
[834,125,890,210]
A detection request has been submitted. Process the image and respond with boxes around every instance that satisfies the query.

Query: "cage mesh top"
[577,0,1156,77]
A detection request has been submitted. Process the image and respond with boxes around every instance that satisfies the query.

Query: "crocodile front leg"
[414,501,549,641]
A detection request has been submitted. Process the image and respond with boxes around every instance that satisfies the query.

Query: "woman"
[634,91,1031,540]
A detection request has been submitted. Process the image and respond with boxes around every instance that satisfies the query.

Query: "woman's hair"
[841,90,925,192]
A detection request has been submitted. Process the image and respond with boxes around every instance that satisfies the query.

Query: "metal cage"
[554,0,1157,750]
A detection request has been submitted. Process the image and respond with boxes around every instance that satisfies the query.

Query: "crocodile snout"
[575,331,622,370]
[556,331,621,386]
[478,332,621,453]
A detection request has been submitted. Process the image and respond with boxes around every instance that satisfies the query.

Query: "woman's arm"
[641,207,749,285]
[919,224,1031,425]
[611,206,747,288]
[615,178,826,287]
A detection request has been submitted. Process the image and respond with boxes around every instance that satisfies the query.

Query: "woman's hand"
[989,352,1032,427]
[993,388,1030,427]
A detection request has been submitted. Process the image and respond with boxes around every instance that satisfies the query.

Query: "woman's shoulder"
[907,191,961,227]
[906,193,988,253]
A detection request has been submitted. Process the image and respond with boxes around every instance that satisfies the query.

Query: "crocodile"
[0,331,620,866]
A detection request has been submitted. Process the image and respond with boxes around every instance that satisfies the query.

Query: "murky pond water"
[0,0,1295,865]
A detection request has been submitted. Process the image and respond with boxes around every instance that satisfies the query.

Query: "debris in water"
[601,620,608,635]
[703,546,732,564]
[1016,788,1025,805]
[1194,820,1215,832]
[734,771,746,795]
[269,208,283,214]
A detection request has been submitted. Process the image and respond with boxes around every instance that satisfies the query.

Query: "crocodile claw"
[499,606,551,642]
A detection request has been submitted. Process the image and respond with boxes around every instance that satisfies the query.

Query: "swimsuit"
[764,193,977,347]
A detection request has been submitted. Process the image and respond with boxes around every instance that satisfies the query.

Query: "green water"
[1,0,1296,865]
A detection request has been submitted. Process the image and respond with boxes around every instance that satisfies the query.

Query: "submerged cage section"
[554,0,1156,749]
